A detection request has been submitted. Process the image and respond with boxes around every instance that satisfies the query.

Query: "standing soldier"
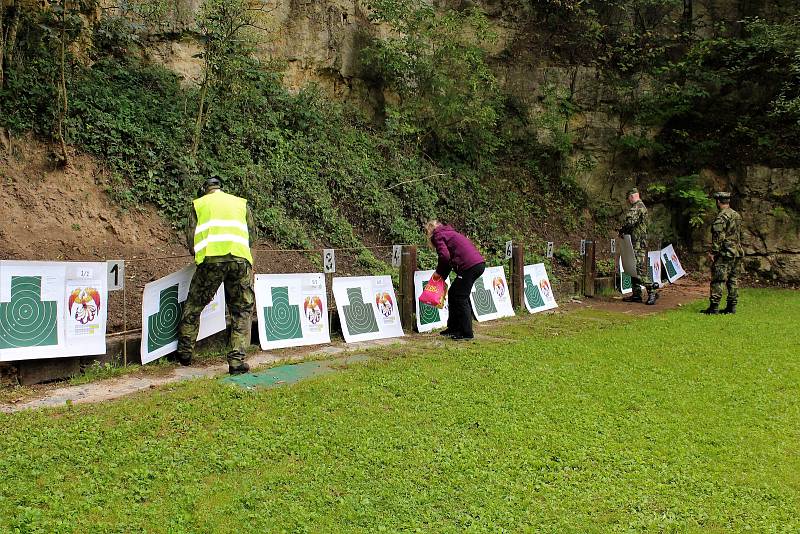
[177,177,256,374]
[619,187,659,305]
[703,192,743,315]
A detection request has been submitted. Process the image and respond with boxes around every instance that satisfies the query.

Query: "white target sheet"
[332,276,404,343]
[0,261,108,361]
[470,266,515,322]
[413,270,450,333]
[255,273,330,350]
[660,244,687,283]
[141,265,226,364]
[649,251,665,288]
[523,264,558,314]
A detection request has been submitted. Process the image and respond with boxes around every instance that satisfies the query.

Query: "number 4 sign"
[505,241,513,260]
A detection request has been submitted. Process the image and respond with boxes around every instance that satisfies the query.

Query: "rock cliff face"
[117,0,799,282]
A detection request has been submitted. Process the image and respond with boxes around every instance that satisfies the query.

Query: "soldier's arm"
[710,216,726,255]
[620,206,640,234]
[186,208,197,254]
[247,204,256,246]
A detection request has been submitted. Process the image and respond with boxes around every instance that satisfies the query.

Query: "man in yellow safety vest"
[177,177,255,375]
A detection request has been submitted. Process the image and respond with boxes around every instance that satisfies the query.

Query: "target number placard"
[546,242,554,258]
[392,245,402,268]
[107,260,124,291]
[323,249,336,274]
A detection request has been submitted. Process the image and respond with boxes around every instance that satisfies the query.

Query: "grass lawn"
[1,289,799,532]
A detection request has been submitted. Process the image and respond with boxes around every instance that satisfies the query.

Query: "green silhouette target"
[343,288,379,336]
[621,272,633,291]
[472,277,497,316]
[663,253,678,279]
[524,275,545,309]
[418,276,442,326]
[264,287,302,341]
[147,284,183,352]
[0,276,58,349]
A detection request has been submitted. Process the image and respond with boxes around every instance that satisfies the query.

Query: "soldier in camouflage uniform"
[703,192,743,315]
[619,187,659,305]
[177,178,256,375]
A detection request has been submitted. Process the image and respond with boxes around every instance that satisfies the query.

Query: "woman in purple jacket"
[425,220,486,340]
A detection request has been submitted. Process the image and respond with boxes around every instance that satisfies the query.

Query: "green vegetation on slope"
[1,289,798,532]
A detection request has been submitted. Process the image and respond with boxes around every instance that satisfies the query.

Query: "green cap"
[713,192,732,201]
[627,187,639,197]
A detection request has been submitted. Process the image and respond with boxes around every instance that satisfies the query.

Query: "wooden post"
[510,244,524,310]
[399,245,417,332]
[583,240,596,297]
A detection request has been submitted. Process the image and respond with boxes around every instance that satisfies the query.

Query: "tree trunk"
[190,71,209,159]
[56,0,69,166]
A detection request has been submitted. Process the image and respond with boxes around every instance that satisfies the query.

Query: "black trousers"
[447,262,485,337]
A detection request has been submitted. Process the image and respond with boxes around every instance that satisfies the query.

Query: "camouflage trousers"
[177,259,254,368]
[632,247,655,299]
[710,257,740,306]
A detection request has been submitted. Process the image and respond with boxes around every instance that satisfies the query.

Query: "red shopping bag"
[420,273,447,309]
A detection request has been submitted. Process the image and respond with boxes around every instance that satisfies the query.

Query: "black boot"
[721,302,737,315]
[229,362,250,375]
[645,292,659,306]
[701,302,720,315]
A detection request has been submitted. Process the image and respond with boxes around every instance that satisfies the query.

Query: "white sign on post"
[323,249,336,274]
[107,260,124,291]
[505,241,513,260]
[580,240,587,256]
[392,245,402,268]
[610,239,617,254]
[546,242,554,258]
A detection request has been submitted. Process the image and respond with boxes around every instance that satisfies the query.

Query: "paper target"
[660,244,686,283]
[413,270,450,333]
[0,276,58,349]
[255,273,331,351]
[523,264,558,314]
[470,266,515,322]
[333,276,403,343]
[141,265,226,364]
[1,261,108,362]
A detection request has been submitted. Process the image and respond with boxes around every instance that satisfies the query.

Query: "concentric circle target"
[0,276,58,349]
[471,277,497,316]
[264,286,302,341]
[147,284,183,352]
[343,287,378,336]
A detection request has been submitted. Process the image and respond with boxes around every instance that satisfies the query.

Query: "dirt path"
[0,278,709,413]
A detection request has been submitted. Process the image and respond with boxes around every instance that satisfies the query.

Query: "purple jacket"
[431,225,485,277]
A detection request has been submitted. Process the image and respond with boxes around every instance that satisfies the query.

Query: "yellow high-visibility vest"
[193,191,253,265]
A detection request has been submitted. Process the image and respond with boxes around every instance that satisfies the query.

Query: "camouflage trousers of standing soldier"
[632,247,654,299]
[710,257,740,306]
[177,259,254,369]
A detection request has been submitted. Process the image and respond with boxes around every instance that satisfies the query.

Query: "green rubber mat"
[221,354,372,390]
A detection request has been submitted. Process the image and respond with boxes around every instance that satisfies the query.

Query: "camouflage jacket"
[620,200,649,247]
[711,207,744,259]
